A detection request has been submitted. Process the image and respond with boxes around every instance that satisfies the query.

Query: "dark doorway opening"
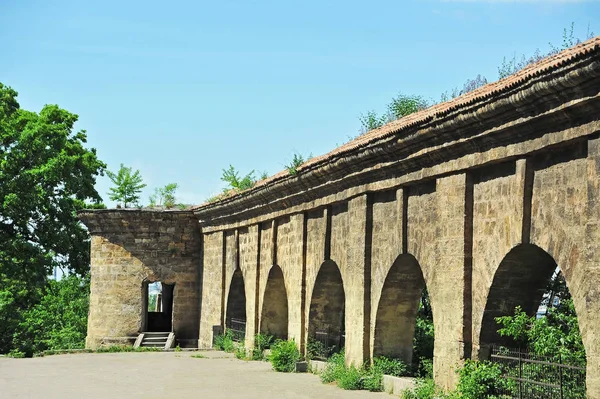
[143,281,174,332]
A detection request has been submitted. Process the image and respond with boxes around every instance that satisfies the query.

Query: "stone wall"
[80,210,201,348]
[82,41,600,398]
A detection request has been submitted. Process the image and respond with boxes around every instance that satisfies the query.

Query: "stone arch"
[308,260,346,353]
[373,254,426,365]
[260,265,288,339]
[479,243,559,347]
[226,268,246,329]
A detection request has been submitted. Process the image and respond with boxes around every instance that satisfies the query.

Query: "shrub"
[373,356,408,377]
[252,333,274,360]
[320,351,346,383]
[361,369,383,392]
[456,360,510,399]
[269,339,300,372]
[401,378,445,399]
[234,344,247,360]
[337,365,363,390]
[214,330,235,353]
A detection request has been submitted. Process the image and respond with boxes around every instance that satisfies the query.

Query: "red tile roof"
[194,36,600,210]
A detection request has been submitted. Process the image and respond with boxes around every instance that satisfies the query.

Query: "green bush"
[234,344,247,360]
[269,339,300,372]
[373,356,408,377]
[337,365,363,390]
[252,333,274,360]
[361,369,383,392]
[400,378,458,399]
[320,351,346,383]
[456,360,510,399]
[214,330,235,353]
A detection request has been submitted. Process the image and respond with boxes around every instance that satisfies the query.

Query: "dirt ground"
[0,351,392,398]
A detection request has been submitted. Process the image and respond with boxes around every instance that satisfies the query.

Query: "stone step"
[140,342,166,347]
[134,332,175,350]
[142,337,169,342]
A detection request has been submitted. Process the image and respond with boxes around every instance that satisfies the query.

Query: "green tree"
[106,164,146,207]
[387,93,429,120]
[0,82,105,354]
[285,152,311,176]
[221,165,256,191]
[16,274,90,356]
[359,110,387,133]
[149,183,178,208]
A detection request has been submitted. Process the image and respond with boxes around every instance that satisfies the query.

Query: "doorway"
[142,281,174,332]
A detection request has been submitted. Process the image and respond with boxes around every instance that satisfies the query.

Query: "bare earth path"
[0,351,391,399]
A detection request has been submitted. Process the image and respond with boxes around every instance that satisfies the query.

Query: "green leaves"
[106,163,146,207]
[220,165,256,191]
[0,82,105,354]
[149,183,179,209]
[285,152,311,176]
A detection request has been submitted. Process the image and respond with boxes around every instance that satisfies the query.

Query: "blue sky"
[1,0,598,206]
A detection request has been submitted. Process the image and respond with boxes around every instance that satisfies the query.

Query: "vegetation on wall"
[106,163,146,208]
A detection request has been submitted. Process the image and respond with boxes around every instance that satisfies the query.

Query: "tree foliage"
[14,274,90,357]
[285,152,311,176]
[0,82,105,354]
[220,165,256,191]
[149,183,178,208]
[106,163,146,207]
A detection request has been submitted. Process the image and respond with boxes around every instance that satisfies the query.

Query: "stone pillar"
[432,174,470,389]
[198,231,224,348]
[344,194,371,366]
[584,137,600,399]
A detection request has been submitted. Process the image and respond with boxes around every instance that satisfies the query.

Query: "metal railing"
[308,329,345,361]
[228,318,246,342]
[489,346,585,399]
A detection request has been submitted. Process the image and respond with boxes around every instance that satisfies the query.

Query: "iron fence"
[489,346,585,399]
[308,329,345,361]
[228,318,246,342]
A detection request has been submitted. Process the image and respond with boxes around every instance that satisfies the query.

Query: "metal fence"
[228,318,246,342]
[489,346,586,399]
[308,329,345,361]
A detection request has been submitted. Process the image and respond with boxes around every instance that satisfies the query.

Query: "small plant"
[174,344,182,352]
[456,360,510,399]
[372,355,408,377]
[7,350,26,358]
[401,378,438,399]
[149,183,179,208]
[285,153,310,176]
[106,164,146,208]
[191,353,206,358]
[337,365,363,390]
[269,339,301,372]
[361,368,383,392]
[214,330,235,353]
[252,333,274,360]
[234,344,247,360]
[320,351,346,383]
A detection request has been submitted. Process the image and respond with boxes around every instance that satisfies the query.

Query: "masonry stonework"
[80,39,600,397]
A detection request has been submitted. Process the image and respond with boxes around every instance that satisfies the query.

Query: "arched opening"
[480,244,557,347]
[480,244,586,397]
[373,254,427,367]
[308,260,345,360]
[260,265,288,340]
[226,268,246,341]
[142,281,174,332]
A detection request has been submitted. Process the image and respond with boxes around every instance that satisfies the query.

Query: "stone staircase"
[133,332,175,349]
